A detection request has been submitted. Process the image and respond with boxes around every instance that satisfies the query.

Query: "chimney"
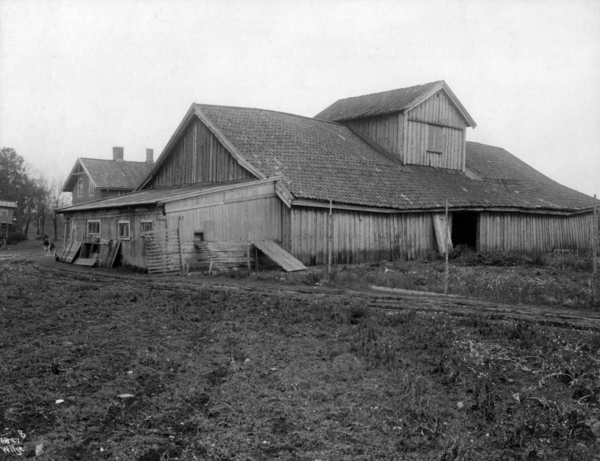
[146,148,154,164]
[113,146,124,162]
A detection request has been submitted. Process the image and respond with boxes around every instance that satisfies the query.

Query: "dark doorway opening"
[452,211,478,249]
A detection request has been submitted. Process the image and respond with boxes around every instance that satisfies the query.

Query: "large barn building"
[58,81,599,271]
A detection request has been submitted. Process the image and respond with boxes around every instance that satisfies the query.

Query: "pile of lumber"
[58,239,120,267]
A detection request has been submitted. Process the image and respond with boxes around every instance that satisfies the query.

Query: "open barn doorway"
[452,211,478,250]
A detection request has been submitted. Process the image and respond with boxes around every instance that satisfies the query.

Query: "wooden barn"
[58,81,599,272]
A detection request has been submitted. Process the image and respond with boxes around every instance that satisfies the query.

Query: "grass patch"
[2,260,600,459]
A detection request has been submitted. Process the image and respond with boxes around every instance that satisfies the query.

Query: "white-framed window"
[427,125,444,154]
[78,178,84,197]
[89,181,95,197]
[87,220,101,236]
[118,221,131,240]
[140,220,153,234]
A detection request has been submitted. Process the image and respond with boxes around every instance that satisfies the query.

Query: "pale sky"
[1,0,599,197]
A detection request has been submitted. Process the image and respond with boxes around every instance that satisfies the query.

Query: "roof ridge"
[331,80,443,103]
[80,157,153,164]
[194,103,343,127]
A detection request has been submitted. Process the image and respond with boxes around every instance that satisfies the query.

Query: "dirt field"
[2,240,600,460]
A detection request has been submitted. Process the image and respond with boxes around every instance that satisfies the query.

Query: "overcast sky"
[1,0,599,197]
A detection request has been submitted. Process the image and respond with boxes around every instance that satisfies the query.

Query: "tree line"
[0,147,71,241]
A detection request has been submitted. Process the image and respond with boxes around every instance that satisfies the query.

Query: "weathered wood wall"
[345,90,467,170]
[407,91,467,129]
[404,121,465,169]
[479,211,597,252]
[284,206,436,265]
[164,182,281,243]
[64,208,164,268]
[146,118,254,188]
[346,113,402,158]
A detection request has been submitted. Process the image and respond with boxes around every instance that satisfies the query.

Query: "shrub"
[6,231,26,244]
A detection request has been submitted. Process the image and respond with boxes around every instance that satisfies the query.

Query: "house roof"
[72,103,595,215]
[62,158,154,192]
[191,104,594,213]
[0,201,17,208]
[314,80,476,127]
[59,179,258,213]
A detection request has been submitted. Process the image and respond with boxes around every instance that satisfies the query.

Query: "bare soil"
[2,240,600,460]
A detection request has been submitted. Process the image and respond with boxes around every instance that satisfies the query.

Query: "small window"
[87,220,101,236]
[427,125,444,154]
[78,178,84,197]
[0,210,7,217]
[89,181,95,197]
[118,221,131,240]
[140,221,153,233]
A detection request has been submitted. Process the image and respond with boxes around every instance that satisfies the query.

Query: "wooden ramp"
[252,240,307,272]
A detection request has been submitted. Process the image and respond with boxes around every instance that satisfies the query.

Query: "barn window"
[140,221,153,233]
[78,178,84,197]
[89,181,95,197]
[427,125,444,154]
[87,220,101,236]
[118,221,131,240]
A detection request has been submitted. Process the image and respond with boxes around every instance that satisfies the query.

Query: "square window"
[87,220,101,236]
[140,221,153,233]
[118,221,131,240]
[0,210,7,217]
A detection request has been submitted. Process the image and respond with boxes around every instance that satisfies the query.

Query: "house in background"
[0,200,17,240]
[57,81,599,270]
[62,147,155,205]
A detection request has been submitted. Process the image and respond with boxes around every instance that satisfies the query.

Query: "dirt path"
[11,246,600,332]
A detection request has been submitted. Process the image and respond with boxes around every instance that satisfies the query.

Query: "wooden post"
[178,217,184,275]
[444,200,449,294]
[255,246,259,271]
[247,243,251,276]
[593,195,598,307]
[328,200,333,275]
[63,218,69,248]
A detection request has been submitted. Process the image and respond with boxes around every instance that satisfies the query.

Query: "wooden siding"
[64,208,164,268]
[164,182,281,244]
[346,113,402,159]
[405,120,465,169]
[289,207,436,265]
[479,212,597,252]
[407,90,467,129]
[147,118,254,188]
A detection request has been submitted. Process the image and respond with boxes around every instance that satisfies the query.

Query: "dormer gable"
[315,81,476,171]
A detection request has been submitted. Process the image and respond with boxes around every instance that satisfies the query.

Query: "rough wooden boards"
[143,229,182,274]
[251,240,306,272]
[191,240,254,271]
[74,254,98,267]
[97,242,112,267]
[432,214,453,256]
[63,242,82,264]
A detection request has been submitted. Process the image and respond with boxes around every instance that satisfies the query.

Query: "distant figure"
[0,237,6,251]
[49,241,56,258]
[43,239,51,256]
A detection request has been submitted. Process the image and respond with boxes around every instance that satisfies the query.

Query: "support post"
[593,195,598,307]
[178,217,184,275]
[444,200,449,294]
[328,200,333,275]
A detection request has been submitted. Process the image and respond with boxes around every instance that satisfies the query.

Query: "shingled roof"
[314,80,476,127]
[187,104,594,213]
[63,158,154,191]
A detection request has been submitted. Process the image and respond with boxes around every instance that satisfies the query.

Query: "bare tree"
[49,176,71,240]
